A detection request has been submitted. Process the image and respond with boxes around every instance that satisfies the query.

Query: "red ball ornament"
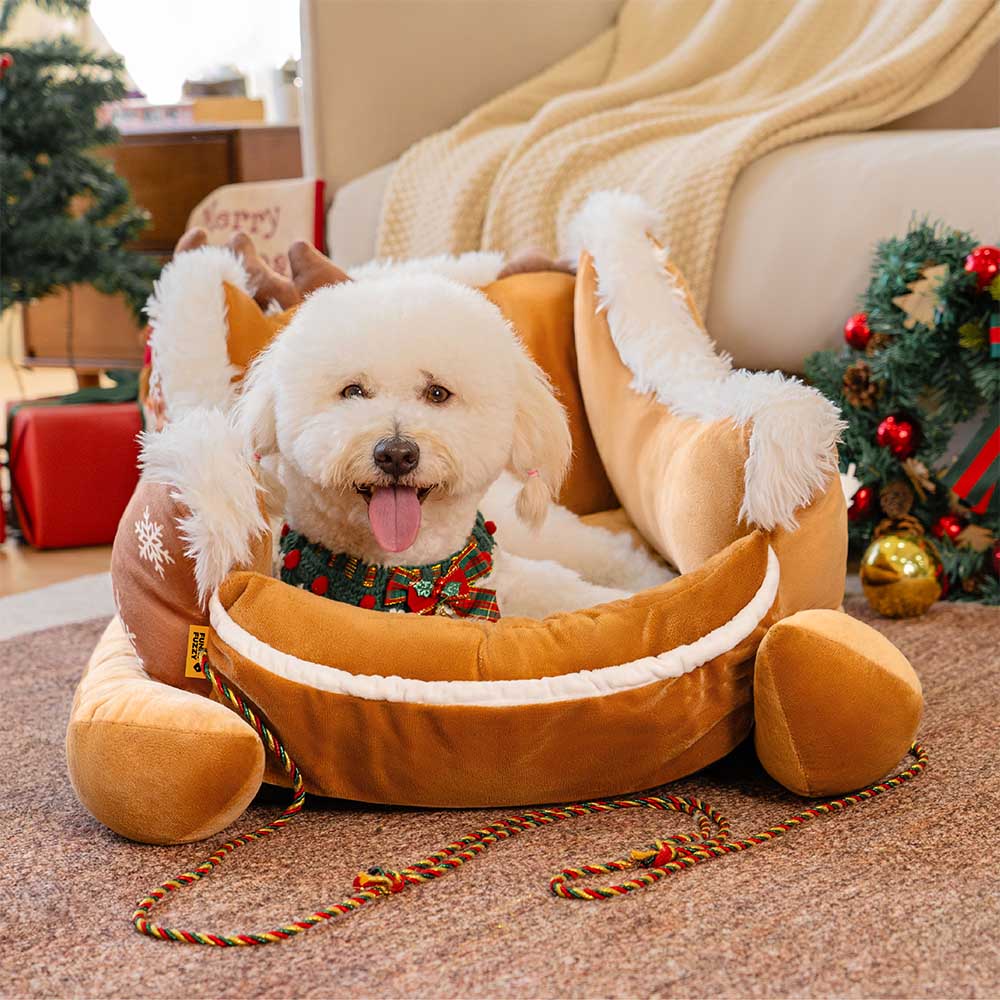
[847,484,876,521]
[484,520,497,535]
[964,245,1000,291]
[280,523,290,538]
[875,414,919,459]
[310,575,329,595]
[843,312,872,350]
[359,594,377,609]
[931,514,964,541]
[282,548,301,570]
[0,53,13,78]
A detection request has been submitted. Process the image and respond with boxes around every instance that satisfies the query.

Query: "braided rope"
[132,657,928,946]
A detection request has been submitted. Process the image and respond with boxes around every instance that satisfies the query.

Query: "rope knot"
[630,841,689,868]
[353,866,407,895]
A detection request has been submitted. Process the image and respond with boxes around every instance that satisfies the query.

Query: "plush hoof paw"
[754,609,922,797]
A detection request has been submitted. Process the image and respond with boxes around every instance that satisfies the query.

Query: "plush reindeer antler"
[288,240,352,298]
[225,232,301,310]
[173,227,209,255]
[172,229,351,307]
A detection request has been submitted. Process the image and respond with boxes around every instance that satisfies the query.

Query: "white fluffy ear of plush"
[140,408,268,608]
[231,345,279,458]
[574,190,845,531]
[348,251,506,287]
[508,354,573,530]
[145,246,250,419]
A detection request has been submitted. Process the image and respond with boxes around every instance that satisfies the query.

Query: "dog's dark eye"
[341,384,366,400]
[425,384,452,404]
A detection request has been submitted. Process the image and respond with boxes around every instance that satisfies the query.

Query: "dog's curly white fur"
[228,271,669,617]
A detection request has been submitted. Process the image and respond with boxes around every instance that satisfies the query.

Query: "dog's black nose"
[373,436,420,478]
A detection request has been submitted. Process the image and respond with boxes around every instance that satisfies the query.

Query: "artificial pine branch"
[0,1,158,319]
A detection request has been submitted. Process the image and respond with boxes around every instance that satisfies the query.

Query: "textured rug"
[2,600,998,999]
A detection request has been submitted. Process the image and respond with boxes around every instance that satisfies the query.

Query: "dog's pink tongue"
[368,486,422,553]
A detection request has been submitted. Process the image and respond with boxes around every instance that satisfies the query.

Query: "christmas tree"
[805,223,999,606]
[0,0,158,320]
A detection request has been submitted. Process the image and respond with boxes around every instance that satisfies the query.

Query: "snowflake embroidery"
[134,505,175,579]
[113,588,144,670]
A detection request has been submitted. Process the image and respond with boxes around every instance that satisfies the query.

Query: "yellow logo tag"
[184,625,212,679]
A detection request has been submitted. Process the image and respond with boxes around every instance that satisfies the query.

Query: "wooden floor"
[0,540,112,597]
[1,360,112,597]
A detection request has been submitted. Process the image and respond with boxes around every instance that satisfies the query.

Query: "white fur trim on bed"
[145,247,250,418]
[140,408,268,608]
[572,191,845,532]
[349,251,505,287]
[208,547,778,708]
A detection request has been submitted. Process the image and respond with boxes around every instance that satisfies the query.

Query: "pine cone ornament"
[875,513,925,539]
[865,332,892,356]
[842,360,879,409]
[879,480,915,519]
[902,458,936,501]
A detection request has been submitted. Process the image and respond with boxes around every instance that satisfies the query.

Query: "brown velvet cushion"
[574,250,848,617]
[482,271,617,516]
[207,532,779,807]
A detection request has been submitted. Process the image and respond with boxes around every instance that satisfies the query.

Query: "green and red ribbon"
[280,512,500,619]
[941,311,1000,514]
[942,418,999,514]
[384,536,499,621]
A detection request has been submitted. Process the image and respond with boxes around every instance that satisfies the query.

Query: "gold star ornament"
[892,263,948,330]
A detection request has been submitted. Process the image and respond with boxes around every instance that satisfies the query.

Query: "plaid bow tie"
[384,537,499,622]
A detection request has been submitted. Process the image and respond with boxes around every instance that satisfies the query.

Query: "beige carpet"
[3,599,998,999]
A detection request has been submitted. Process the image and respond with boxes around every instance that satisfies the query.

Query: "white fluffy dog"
[218,271,671,619]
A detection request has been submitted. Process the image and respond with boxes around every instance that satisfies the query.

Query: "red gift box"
[7,402,142,548]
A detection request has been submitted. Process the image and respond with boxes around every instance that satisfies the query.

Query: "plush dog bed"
[66,194,922,846]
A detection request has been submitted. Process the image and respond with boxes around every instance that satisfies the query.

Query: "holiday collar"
[279,512,500,622]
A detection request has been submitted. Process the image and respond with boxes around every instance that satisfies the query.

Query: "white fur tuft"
[567,190,659,268]
[349,251,505,287]
[508,357,573,530]
[145,247,250,418]
[139,408,268,607]
[514,474,552,530]
[576,191,845,531]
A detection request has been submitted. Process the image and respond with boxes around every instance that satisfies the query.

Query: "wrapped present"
[7,400,142,548]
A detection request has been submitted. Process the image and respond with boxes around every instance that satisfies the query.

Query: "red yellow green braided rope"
[132,657,928,946]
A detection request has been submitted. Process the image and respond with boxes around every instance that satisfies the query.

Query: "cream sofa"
[300,0,1000,371]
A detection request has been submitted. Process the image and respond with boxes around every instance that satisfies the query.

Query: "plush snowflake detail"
[134,505,175,579]
[113,588,145,669]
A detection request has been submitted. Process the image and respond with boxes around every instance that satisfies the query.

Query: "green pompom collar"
[279,512,500,621]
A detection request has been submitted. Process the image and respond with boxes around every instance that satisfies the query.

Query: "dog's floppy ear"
[508,354,572,529]
[233,347,279,457]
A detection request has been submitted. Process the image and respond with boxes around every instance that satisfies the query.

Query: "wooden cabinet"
[23,124,302,371]
[22,284,146,371]
[101,124,303,254]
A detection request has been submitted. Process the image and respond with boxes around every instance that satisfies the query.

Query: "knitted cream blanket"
[376,0,1000,312]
